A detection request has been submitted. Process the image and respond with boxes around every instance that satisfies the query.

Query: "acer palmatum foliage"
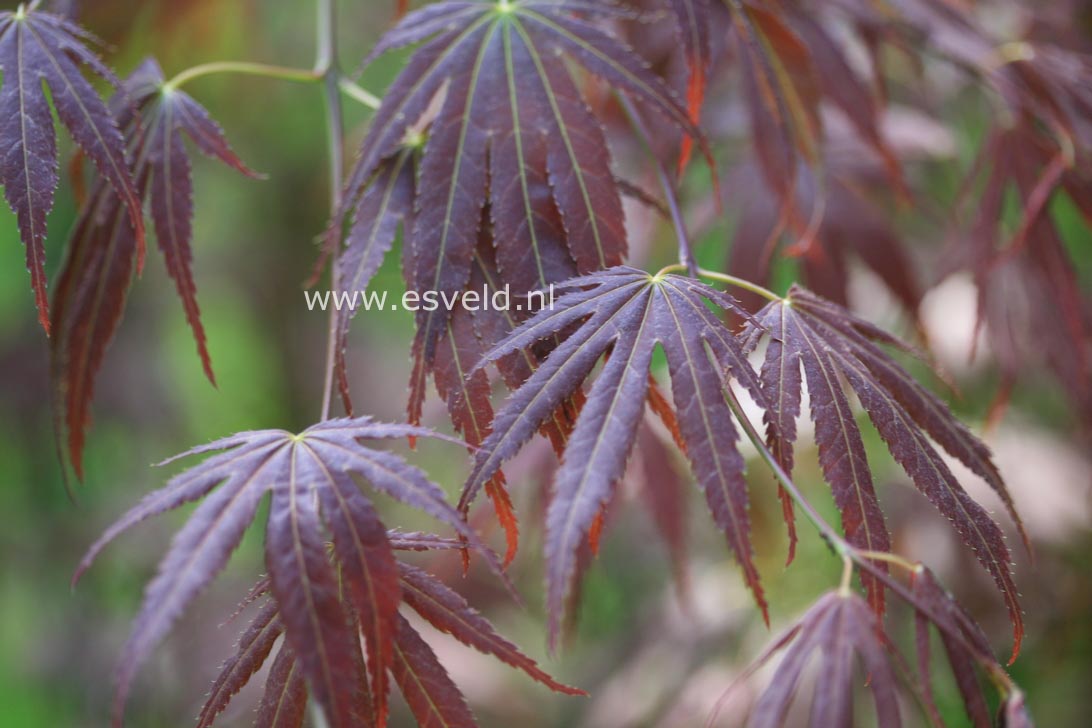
[458,267,775,643]
[196,539,580,728]
[714,591,903,728]
[331,0,714,428]
[710,572,1023,728]
[5,0,1090,725]
[50,57,257,477]
[74,417,551,727]
[742,287,1027,638]
[0,5,144,332]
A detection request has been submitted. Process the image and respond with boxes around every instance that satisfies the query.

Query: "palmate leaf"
[195,534,581,728]
[725,575,1036,728]
[140,64,260,380]
[333,0,708,428]
[73,417,514,728]
[743,287,1027,651]
[744,288,891,612]
[0,4,143,332]
[50,57,255,477]
[747,591,901,728]
[459,267,774,645]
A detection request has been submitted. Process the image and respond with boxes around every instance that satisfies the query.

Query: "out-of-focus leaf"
[738,591,901,728]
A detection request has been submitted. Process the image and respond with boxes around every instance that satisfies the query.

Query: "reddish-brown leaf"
[266,456,372,728]
[143,63,259,384]
[50,58,255,477]
[390,613,478,728]
[311,456,401,727]
[744,288,1025,651]
[744,591,901,728]
[0,5,143,332]
[336,1,711,428]
[462,268,774,643]
[196,600,283,728]
[191,530,572,726]
[256,645,308,728]
[911,568,993,727]
[74,418,504,725]
[399,563,583,695]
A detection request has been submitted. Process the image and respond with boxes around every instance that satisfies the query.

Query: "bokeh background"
[0,0,1089,726]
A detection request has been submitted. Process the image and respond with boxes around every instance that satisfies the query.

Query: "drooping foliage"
[911,567,997,727]
[7,0,1086,725]
[711,0,1092,424]
[74,417,523,727]
[741,286,1028,648]
[726,591,903,728]
[457,267,774,644]
[453,267,1028,658]
[712,561,1032,728]
[50,58,256,477]
[194,534,580,728]
[0,3,143,332]
[331,0,712,432]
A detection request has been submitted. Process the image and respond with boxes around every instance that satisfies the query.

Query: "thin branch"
[722,385,844,551]
[317,0,344,421]
[856,549,922,575]
[653,262,687,279]
[838,553,853,595]
[616,95,698,276]
[338,76,381,109]
[163,61,320,91]
[697,267,782,302]
[162,62,380,111]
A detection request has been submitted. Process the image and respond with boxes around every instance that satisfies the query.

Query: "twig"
[317,0,344,422]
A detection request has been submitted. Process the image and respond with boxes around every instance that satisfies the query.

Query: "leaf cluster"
[5,0,1084,726]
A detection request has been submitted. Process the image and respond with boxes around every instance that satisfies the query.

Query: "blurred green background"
[0,1,1090,726]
